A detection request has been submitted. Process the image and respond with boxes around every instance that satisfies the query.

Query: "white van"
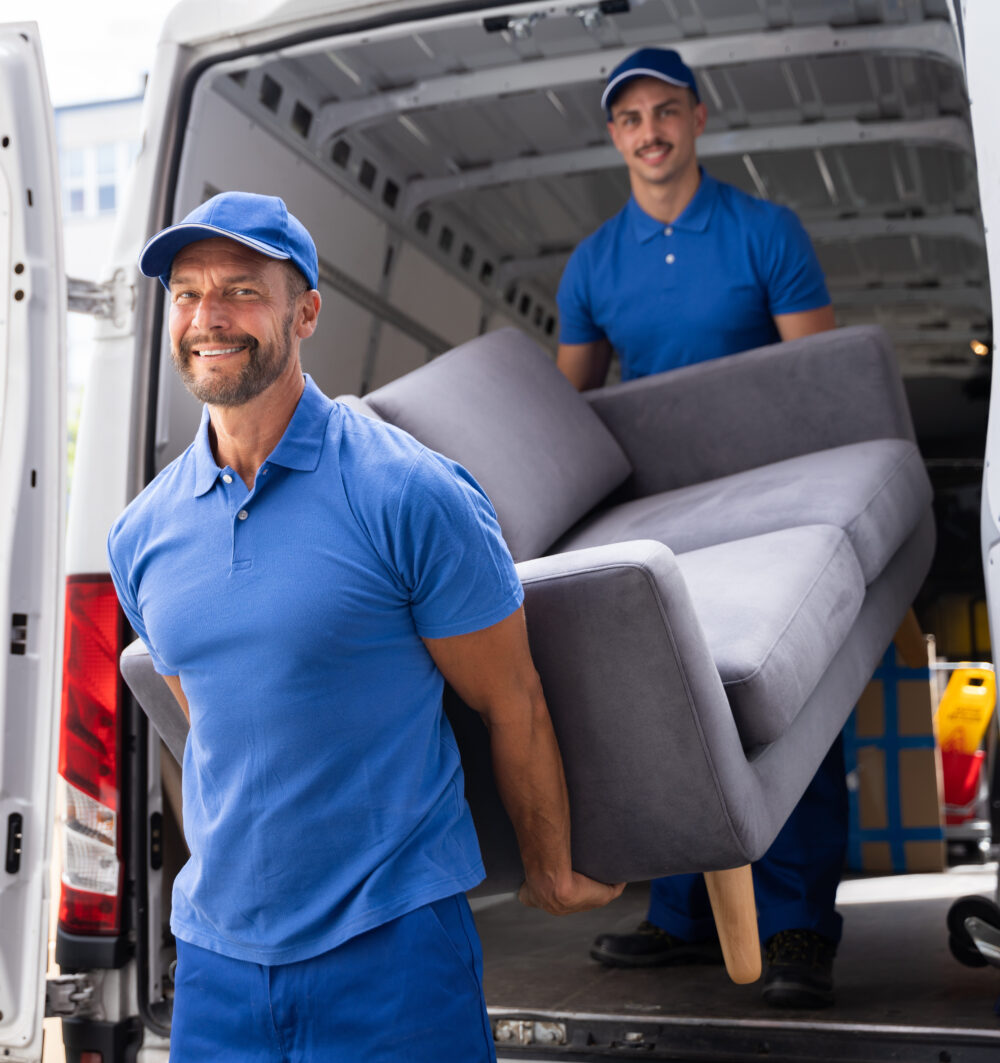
[3,0,1000,1060]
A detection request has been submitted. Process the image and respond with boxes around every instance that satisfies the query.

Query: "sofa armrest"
[121,640,189,764]
[585,324,916,497]
[512,540,757,884]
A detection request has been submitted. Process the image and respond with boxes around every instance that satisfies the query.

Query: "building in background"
[54,94,142,473]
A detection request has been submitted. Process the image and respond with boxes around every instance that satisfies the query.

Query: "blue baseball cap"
[602,47,700,117]
[138,191,319,290]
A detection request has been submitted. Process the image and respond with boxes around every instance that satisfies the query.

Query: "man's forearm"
[486,685,625,914]
[487,688,574,894]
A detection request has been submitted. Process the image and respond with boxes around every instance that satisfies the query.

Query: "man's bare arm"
[423,608,624,915]
[557,339,613,391]
[163,674,191,723]
[774,304,836,341]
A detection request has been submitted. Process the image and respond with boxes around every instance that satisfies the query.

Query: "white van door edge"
[966,0,1000,651]
[0,22,67,1063]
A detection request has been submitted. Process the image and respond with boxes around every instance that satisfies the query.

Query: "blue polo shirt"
[557,171,830,380]
[107,376,524,965]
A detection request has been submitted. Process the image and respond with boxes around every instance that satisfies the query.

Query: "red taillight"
[58,881,123,937]
[58,575,126,936]
[60,578,122,809]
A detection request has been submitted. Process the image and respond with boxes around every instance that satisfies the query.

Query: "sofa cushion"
[365,328,632,562]
[554,439,930,585]
[676,526,865,748]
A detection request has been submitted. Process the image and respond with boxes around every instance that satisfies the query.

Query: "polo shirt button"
[222,474,233,484]
[666,253,676,264]
[664,226,673,236]
[238,510,249,521]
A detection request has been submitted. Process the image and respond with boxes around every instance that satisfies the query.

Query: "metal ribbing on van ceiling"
[312,21,962,141]
[399,118,974,217]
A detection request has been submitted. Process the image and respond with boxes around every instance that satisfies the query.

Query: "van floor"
[475,864,1000,1062]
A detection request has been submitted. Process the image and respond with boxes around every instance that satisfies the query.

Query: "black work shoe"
[590,921,725,968]
[761,929,836,1008]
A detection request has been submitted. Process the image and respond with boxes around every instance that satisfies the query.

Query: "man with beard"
[556,51,845,1009]
[107,191,622,1062]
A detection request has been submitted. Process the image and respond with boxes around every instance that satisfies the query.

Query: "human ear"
[296,290,322,339]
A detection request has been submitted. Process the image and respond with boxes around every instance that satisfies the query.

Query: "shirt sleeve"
[107,520,172,675]
[557,243,606,345]
[391,450,524,639]
[762,205,831,317]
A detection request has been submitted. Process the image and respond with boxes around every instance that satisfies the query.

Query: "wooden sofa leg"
[704,865,762,984]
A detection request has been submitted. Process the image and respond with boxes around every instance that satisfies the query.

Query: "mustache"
[178,333,259,357]
[636,139,671,154]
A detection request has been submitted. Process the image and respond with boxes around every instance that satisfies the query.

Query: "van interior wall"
[153,88,532,474]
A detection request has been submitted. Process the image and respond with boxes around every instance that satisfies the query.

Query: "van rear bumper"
[61,1016,142,1063]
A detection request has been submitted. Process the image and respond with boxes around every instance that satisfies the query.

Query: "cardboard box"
[843,642,945,873]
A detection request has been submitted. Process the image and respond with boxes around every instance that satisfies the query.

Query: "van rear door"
[0,22,67,1063]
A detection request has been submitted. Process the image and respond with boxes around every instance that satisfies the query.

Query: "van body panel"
[0,22,66,1062]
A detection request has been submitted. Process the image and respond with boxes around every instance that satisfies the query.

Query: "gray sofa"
[120,323,933,977]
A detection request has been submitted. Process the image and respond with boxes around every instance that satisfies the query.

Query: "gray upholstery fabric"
[740,508,937,850]
[364,328,632,562]
[585,325,917,498]
[121,641,188,764]
[677,526,865,747]
[515,540,751,881]
[555,439,931,585]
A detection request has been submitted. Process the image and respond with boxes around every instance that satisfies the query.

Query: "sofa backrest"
[364,328,632,562]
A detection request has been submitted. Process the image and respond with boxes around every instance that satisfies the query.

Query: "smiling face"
[607,77,707,193]
[168,238,316,407]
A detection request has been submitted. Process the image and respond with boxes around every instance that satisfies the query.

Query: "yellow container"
[936,666,996,754]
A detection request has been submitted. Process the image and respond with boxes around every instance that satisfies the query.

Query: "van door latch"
[67,268,134,328]
[5,812,23,872]
[45,974,96,1018]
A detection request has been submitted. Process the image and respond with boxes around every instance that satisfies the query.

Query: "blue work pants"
[170,893,496,1062]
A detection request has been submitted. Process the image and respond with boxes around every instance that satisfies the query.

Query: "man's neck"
[208,367,305,489]
[631,164,702,224]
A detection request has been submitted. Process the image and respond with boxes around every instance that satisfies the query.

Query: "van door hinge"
[45,974,96,1018]
[67,268,134,327]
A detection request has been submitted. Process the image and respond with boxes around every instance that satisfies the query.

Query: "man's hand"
[519,871,625,916]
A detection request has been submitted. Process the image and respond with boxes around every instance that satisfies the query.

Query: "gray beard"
[173,312,295,407]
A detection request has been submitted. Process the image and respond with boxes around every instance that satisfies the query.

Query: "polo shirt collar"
[627,167,719,243]
[192,374,333,496]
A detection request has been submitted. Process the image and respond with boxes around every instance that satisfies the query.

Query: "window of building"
[98,184,116,212]
[62,148,85,179]
[67,187,85,215]
[96,143,117,176]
